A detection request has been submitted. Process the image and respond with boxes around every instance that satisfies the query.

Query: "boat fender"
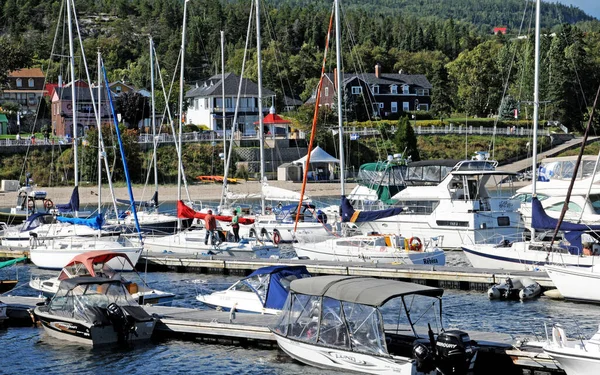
[409,237,423,251]
[272,230,281,244]
[379,246,386,252]
[488,286,502,299]
[552,324,567,347]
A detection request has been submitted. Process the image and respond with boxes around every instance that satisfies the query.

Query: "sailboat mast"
[97,51,102,214]
[66,0,79,191]
[177,0,190,228]
[221,30,227,179]
[532,0,541,194]
[150,36,158,196]
[256,0,266,215]
[335,0,345,196]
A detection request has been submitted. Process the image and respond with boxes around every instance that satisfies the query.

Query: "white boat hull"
[274,334,423,375]
[462,242,598,271]
[545,265,600,302]
[543,346,600,375]
[196,290,278,315]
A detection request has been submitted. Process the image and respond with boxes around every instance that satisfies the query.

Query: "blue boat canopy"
[56,213,104,230]
[340,195,403,223]
[55,186,80,213]
[244,265,311,310]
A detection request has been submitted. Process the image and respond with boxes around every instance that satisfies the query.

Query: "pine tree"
[394,116,420,161]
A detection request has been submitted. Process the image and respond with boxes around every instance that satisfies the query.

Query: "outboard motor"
[412,340,436,373]
[106,303,131,343]
[435,330,477,375]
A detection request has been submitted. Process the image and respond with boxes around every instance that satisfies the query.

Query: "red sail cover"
[177,200,255,225]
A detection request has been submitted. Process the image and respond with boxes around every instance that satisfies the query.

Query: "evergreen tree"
[394,116,420,161]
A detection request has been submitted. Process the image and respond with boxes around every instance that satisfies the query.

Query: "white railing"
[415,124,550,137]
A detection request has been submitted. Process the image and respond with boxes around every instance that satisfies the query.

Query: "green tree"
[394,116,420,161]
[116,92,150,130]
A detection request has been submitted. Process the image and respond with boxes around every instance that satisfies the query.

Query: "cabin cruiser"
[543,323,600,375]
[34,277,156,346]
[196,265,311,314]
[0,184,53,225]
[345,156,523,249]
[271,276,477,375]
[30,250,175,306]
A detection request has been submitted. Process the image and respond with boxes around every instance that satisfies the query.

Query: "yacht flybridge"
[349,157,523,249]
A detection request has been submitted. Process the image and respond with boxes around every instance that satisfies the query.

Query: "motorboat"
[196,265,311,314]
[29,235,143,270]
[346,154,407,204]
[294,233,445,265]
[545,264,600,303]
[0,184,53,226]
[462,197,600,271]
[344,157,523,249]
[30,250,175,306]
[487,276,542,300]
[271,276,477,375]
[543,323,600,375]
[34,277,156,346]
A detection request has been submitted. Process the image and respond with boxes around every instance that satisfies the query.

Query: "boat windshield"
[49,282,137,324]
[245,274,270,304]
[379,294,442,338]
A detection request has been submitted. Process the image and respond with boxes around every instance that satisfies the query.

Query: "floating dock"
[141,252,555,290]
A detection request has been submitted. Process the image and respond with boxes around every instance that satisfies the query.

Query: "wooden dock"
[141,252,555,290]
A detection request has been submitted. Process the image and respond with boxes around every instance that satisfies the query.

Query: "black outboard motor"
[435,330,477,375]
[106,303,131,343]
[413,340,436,373]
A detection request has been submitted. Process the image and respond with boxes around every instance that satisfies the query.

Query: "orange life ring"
[27,200,34,210]
[44,199,54,210]
[409,237,423,251]
[272,231,281,245]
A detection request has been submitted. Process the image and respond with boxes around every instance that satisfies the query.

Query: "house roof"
[53,87,112,102]
[109,81,136,91]
[9,68,44,78]
[325,72,432,89]
[185,72,275,99]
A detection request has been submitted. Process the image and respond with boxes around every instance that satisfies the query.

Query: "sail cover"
[56,213,104,230]
[340,196,403,223]
[116,191,158,208]
[177,200,255,225]
[55,186,80,213]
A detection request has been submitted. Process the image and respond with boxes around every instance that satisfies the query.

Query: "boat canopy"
[0,257,27,270]
[58,251,134,281]
[245,265,311,310]
[56,213,104,230]
[340,196,402,223]
[57,276,122,290]
[290,276,443,307]
[357,161,406,203]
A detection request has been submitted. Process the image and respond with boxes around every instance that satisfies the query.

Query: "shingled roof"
[185,72,275,98]
[324,72,432,89]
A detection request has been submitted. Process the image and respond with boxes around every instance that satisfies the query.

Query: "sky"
[554,0,600,19]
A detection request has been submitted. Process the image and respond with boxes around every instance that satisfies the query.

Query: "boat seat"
[121,305,153,322]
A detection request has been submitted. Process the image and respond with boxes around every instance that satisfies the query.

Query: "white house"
[185,72,276,136]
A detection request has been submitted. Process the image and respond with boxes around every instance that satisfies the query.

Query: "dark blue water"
[2,251,599,374]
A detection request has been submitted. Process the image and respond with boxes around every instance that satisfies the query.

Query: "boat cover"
[55,186,80,213]
[59,251,134,280]
[177,200,254,224]
[56,213,104,230]
[340,195,403,223]
[531,196,600,254]
[116,191,158,208]
[0,257,27,270]
[290,276,443,307]
[247,265,310,310]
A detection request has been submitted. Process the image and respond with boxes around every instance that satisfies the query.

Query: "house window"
[403,102,410,111]
[390,85,397,94]
[16,79,22,87]
[115,86,122,93]
[28,78,34,87]
[351,86,362,95]
[372,85,379,94]
[417,89,430,96]
[419,103,429,111]
[402,85,410,94]
[378,103,384,109]
[204,98,209,108]
[325,87,329,97]
[391,102,398,113]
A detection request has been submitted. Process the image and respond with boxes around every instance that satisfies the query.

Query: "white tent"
[293,146,340,181]
[293,145,340,166]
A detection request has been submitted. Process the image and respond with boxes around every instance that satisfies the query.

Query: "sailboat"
[461,0,600,271]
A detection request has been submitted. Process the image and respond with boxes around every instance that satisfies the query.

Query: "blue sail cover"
[55,186,80,213]
[56,214,104,230]
[340,195,403,223]
[116,191,158,208]
[531,196,600,254]
[248,265,311,310]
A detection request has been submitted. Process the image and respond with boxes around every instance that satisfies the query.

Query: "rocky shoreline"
[0,180,356,208]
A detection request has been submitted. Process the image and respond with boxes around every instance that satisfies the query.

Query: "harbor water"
[2,250,599,374]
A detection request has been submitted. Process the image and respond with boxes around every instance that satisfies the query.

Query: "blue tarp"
[340,195,403,223]
[22,212,52,231]
[246,265,311,310]
[55,186,80,213]
[56,213,104,230]
[531,196,600,254]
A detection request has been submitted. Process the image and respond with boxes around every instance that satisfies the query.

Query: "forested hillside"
[0,0,599,133]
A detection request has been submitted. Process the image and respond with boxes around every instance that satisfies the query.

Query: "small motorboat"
[543,323,600,375]
[30,250,175,306]
[196,265,311,314]
[487,276,542,301]
[271,276,477,375]
[34,277,156,346]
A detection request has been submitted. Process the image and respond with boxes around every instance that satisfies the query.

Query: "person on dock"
[204,209,217,245]
[231,211,240,242]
